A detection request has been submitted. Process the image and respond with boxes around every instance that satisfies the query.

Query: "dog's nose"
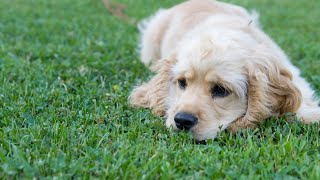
[174,112,198,130]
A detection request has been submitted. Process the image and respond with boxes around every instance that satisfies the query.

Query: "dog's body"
[130,0,320,140]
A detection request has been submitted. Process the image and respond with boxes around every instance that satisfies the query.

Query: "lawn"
[0,0,319,179]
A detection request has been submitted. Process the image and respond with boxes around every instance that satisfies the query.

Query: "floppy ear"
[129,56,176,116]
[228,60,302,132]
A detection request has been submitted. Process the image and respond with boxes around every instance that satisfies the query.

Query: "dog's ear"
[129,56,176,116]
[229,59,302,132]
[258,62,302,114]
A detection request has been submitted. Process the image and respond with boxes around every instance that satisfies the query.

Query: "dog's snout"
[174,112,198,130]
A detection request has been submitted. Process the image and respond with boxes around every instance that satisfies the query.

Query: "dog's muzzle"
[174,112,198,130]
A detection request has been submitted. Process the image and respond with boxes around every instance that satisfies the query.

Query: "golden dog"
[129,0,320,140]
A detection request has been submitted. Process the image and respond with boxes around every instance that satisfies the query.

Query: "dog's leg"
[292,75,320,123]
[296,102,320,123]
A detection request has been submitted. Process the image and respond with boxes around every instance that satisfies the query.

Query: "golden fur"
[129,0,320,140]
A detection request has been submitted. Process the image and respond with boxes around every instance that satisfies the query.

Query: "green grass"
[0,0,319,179]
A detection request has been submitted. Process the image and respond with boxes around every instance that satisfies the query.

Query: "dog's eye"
[211,85,230,98]
[178,78,187,89]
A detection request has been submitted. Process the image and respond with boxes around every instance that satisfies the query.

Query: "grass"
[0,0,319,179]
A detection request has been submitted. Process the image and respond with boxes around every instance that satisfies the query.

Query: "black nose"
[174,112,198,130]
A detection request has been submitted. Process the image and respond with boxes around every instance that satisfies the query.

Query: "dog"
[129,0,320,140]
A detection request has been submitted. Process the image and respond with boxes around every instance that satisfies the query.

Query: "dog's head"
[130,30,301,140]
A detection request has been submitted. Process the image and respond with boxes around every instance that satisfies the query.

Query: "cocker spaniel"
[129,0,320,140]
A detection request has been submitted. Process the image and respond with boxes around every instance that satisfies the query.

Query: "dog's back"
[139,0,257,66]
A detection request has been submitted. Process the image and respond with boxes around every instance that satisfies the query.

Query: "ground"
[0,0,319,179]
